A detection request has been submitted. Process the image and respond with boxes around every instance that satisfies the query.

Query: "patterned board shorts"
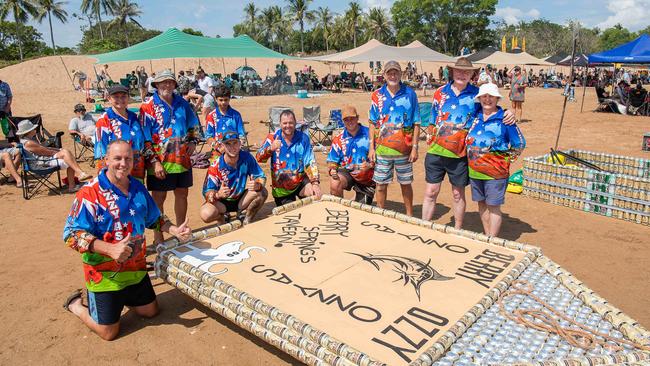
[373,155,413,185]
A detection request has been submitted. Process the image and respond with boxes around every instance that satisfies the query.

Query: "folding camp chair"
[8,115,63,147]
[18,144,63,200]
[329,109,343,129]
[309,107,336,147]
[303,105,321,141]
[70,133,95,167]
[266,106,293,133]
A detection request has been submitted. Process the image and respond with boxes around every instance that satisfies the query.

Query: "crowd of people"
[46,58,530,340]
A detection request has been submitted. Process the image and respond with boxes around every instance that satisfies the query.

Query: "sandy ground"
[0,56,648,365]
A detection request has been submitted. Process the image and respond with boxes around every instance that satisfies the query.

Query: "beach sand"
[0,56,648,365]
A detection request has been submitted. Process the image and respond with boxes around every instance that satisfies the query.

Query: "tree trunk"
[124,25,130,46]
[300,20,304,53]
[353,24,357,48]
[325,34,329,52]
[48,11,57,54]
[14,15,23,61]
[97,8,104,40]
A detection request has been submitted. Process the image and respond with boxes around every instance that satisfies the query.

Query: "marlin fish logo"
[348,252,454,300]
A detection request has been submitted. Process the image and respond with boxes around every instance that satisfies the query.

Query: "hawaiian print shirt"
[205,106,246,142]
[203,150,266,201]
[327,125,374,186]
[94,107,153,181]
[139,92,199,173]
[466,107,526,180]
[63,169,163,292]
[369,82,420,156]
[425,82,480,158]
[256,130,319,198]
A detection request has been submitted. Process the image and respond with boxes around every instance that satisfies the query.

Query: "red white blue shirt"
[139,92,199,173]
[203,150,266,201]
[466,107,526,180]
[256,130,319,197]
[369,83,420,156]
[94,108,151,180]
[63,169,162,292]
[425,82,480,158]
[327,125,374,185]
[205,106,246,142]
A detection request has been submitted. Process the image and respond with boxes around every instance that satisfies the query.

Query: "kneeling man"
[201,131,268,224]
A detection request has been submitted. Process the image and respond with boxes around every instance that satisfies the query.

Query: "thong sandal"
[63,288,85,312]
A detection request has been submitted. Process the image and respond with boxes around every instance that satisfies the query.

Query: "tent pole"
[222,58,227,77]
[580,70,587,113]
[58,55,76,91]
[245,58,248,67]
[149,59,153,73]
[555,29,578,150]
[173,58,176,76]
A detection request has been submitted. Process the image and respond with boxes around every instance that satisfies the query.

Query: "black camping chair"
[8,114,64,147]
[70,133,95,167]
[628,88,648,116]
[18,143,63,200]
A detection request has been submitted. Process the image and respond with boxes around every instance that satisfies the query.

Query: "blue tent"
[588,34,650,64]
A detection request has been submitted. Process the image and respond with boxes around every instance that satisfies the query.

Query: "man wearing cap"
[327,105,375,204]
[256,109,321,206]
[62,140,192,341]
[422,58,515,229]
[69,104,97,146]
[205,85,247,157]
[201,130,267,224]
[95,85,153,181]
[368,60,420,217]
[139,69,199,244]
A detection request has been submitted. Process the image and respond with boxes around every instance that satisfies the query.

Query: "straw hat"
[449,57,479,71]
[152,69,177,87]
[15,120,38,136]
[474,83,502,101]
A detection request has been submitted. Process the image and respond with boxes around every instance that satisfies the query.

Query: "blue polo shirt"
[369,82,420,156]
[205,106,246,142]
[327,125,374,185]
[203,150,266,201]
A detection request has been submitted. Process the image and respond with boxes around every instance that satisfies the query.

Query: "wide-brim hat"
[450,57,479,71]
[16,120,38,136]
[474,83,502,101]
[152,69,177,87]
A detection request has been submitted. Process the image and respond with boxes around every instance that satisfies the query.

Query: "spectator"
[136,66,148,101]
[70,70,87,91]
[0,78,12,118]
[68,103,97,146]
[0,140,22,187]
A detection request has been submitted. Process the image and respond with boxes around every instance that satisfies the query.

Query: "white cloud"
[363,0,393,10]
[596,0,650,30]
[495,6,541,25]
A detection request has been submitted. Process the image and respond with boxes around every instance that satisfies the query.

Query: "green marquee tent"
[92,28,292,63]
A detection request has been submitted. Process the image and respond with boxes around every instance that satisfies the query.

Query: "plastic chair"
[18,144,63,200]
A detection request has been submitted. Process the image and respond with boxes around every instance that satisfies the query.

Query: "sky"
[29,0,650,48]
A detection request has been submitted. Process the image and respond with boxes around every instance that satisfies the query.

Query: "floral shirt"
[424,82,480,158]
[327,125,374,186]
[203,150,266,201]
[94,108,153,181]
[63,169,164,292]
[369,83,420,156]
[256,130,319,198]
[205,106,246,142]
[466,107,526,180]
[139,92,199,173]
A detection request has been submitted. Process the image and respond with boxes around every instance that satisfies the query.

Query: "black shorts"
[87,275,156,325]
[220,193,245,213]
[273,179,309,207]
[147,169,193,191]
[424,153,469,187]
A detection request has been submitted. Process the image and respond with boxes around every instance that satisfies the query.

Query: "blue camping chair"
[329,109,343,129]
[18,144,63,200]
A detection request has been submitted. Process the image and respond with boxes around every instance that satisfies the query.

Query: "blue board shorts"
[470,178,508,206]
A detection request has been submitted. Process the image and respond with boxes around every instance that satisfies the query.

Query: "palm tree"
[243,2,257,36]
[34,0,68,54]
[286,0,314,54]
[345,1,362,48]
[313,6,334,52]
[365,7,392,43]
[270,6,290,53]
[107,0,142,46]
[259,7,277,49]
[80,0,114,40]
[0,0,38,61]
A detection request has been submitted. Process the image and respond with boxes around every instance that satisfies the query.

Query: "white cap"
[475,83,502,101]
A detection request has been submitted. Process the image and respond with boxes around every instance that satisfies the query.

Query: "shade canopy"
[470,50,553,66]
[588,34,650,64]
[92,28,292,64]
[557,54,589,67]
[307,38,455,63]
[544,53,569,64]
[466,47,498,62]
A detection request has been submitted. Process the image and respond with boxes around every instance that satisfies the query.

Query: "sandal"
[63,289,85,312]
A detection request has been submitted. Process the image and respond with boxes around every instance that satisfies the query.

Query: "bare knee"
[97,324,120,341]
[451,187,465,202]
[174,188,188,199]
[376,184,387,193]
[424,183,441,199]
